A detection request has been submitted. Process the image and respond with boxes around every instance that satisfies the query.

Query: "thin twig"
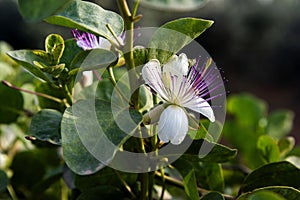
[155,171,235,200]
[1,80,65,105]
[115,170,137,199]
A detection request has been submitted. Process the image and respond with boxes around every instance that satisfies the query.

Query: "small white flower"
[142,53,217,144]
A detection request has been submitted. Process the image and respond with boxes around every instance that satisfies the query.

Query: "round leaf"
[61,99,142,175]
[256,135,280,164]
[266,110,294,139]
[7,50,52,82]
[241,161,300,193]
[45,0,124,41]
[148,18,213,64]
[29,109,62,145]
[238,186,300,200]
[0,83,24,124]
[17,0,73,21]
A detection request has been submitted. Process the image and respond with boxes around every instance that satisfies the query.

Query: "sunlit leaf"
[238,186,300,200]
[70,49,117,70]
[173,158,199,200]
[266,110,294,139]
[180,139,237,163]
[194,163,224,192]
[7,50,52,82]
[148,18,213,64]
[241,161,300,193]
[45,0,124,41]
[279,137,295,158]
[61,99,142,175]
[256,135,280,164]
[227,93,267,127]
[45,34,65,65]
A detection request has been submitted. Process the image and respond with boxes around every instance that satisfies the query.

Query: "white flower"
[142,53,216,145]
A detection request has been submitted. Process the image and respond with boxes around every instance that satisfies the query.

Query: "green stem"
[140,173,149,200]
[132,0,140,17]
[155,171,235,200]
[107,66,130,105]
[7,184,18,200]
[117,0,139,110]
[106,24,123,47]
[159,168,166,200]
[2,80,66,106]
[115,170,137,199]
[63,84,72,107]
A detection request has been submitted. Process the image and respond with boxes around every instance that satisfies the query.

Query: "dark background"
[0,0,299,141]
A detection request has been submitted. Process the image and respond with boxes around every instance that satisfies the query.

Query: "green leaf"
[45,0,124,40]
[60,39,83,69]
[61,105,105,175]
[200,192,224,200]
[148,17,213,63]
[286,156,300,169]
[181,139,237,163]
[239,190,285,200]
[0,83,24,124]
[194,163,224,192]
[279,137,295,158]
[0,170,8,192]
[75,167,137,192]
[173,158,200,200]
[241,161,300,193]
[61,99,142,175]
[238,186,300,200]
[256,135,280,164]
[133,46,147,67]
[227,93,267,127]
[45,34,65,65]
[70,49,117,70]
[35,82,65,111]
[266,110,294,139]
[17,0,73,21]
[29,109,62,145]
[7,50,52,82]
[188,119,222,141]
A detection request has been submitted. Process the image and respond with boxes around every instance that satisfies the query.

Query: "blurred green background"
[0,0,299,142]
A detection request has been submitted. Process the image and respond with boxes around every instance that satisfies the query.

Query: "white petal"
[158,105,188,145]
[183,97,215,122]
[99,37,112,50]
[82,70,93,87]
[143,104,166,125]
[163,53,189,77]
[142,59,161,85]
[142,59,169,101]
